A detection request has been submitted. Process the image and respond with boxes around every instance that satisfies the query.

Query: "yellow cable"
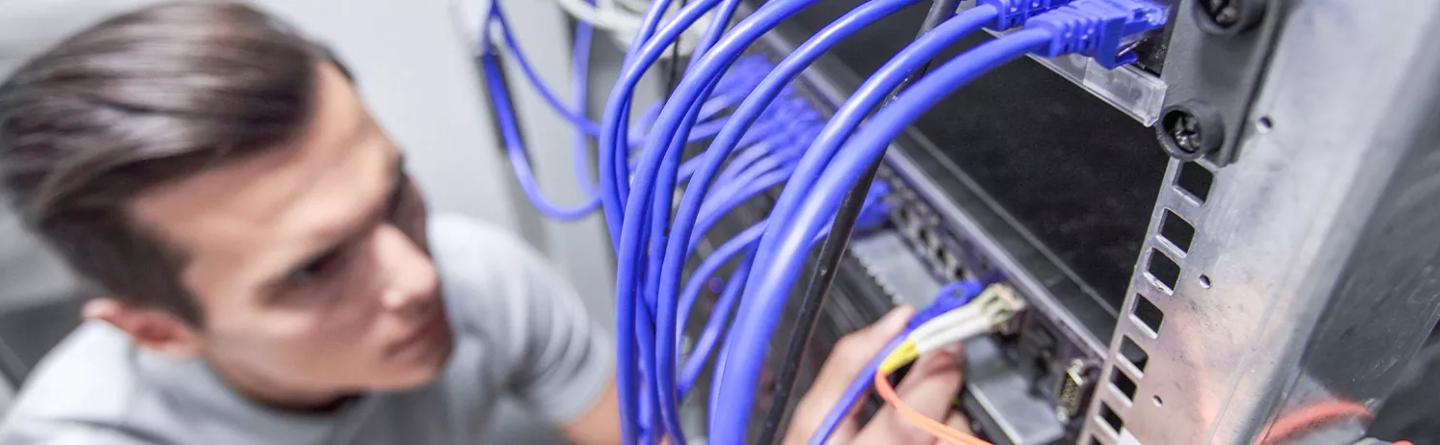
[879,341,919,374]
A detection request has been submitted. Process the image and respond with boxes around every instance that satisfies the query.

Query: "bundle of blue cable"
[482,1,758,222]
[486,0,1167,442]
[615,0,950,441]
[705,2,1168,443]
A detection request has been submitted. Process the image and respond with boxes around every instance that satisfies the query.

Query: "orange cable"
[1259,401,1372,445]
[873,370,990,445]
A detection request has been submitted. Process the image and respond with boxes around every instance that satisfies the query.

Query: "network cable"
[554,0,719,57]
[485,1,766,223]
[676,178,889,402]
[609,3,756,441]
[803,284,1024,445]
[480,43,759,221]
[609,0,943,441]
[707,4,1006,439]
[619,0,827,437]
[635,8,932,435]
[570,4,598,195]
[710,2,1168,443]
[481,51,600,220]
[758,2,960,440]
[489,5,603,135]
[597,0,726,245]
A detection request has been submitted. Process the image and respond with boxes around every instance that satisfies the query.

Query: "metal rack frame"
[1080,1,1440,443]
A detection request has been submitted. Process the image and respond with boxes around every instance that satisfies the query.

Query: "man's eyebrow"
[263,152,405,292]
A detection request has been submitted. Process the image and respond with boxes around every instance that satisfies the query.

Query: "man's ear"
[83,298,204,358]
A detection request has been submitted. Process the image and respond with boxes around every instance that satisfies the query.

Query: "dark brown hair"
[0,2,335,324]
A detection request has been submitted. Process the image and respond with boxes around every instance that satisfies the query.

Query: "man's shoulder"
[427,214,547,292]
[427,213,533,260]
[0,323,155,442]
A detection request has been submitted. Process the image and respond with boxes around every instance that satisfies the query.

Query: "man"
[0,2,968,444]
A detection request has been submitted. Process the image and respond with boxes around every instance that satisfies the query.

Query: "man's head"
[0,2,452,405]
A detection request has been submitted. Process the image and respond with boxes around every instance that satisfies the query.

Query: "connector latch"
[979,0,1074,30]
[1027,0,1168,68]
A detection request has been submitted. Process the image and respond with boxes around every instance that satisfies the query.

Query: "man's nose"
[372,223,440,315]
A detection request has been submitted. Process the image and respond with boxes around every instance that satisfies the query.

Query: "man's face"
[128,63,453,396]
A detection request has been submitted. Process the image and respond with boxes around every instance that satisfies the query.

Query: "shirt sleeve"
[429,215,614,427]
[1,421,158,445]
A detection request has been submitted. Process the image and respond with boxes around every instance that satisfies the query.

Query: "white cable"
[556,0,647,31]
[909,284,1027,353]
[550,0,710,56]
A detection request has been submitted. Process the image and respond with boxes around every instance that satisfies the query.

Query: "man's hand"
[784,307,972,445]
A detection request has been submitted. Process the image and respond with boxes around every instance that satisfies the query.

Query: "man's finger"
[783,306,915,445]
[943,412,973,435]
[850,347,967,445]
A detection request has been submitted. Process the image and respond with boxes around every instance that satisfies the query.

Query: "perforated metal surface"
[1080,1,1440,443]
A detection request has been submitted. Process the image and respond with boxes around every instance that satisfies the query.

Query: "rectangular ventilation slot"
[1176,162,1214,203]
[1110,369,1138,401]
[1159,209,1195,253]
[1132,294,1165,335]
[1146,249,1181,292]
[1120,336,1150,373]
[1099,402,1125,434]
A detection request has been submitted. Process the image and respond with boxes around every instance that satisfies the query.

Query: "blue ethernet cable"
[679,182,888,403]
[724,31,1056,443]
[641,0,921,423]
[808,281,984,445]
[672,123,811,353]
[806,280,984,443]
[598,0,722,247]
[570,5,597,195]
[662,0,923,263]
[488,6,602,135]
[703,6,1007,407]
[695,169,792,244]
[604,11,721,438]
[659,0,1065,310]
[678,131,786,185]
[603,0,748,237]
[618,1,825,438]
[614,2,820,440]
[678,251,752,399]
[481,51,601,220]
[732,3,1001,282]
[813,334,908,442]
[697,5,1001,436]
[489,0,745,221]
[715,3,1167,442]
[653,0,921,437]
[483,38,747,222]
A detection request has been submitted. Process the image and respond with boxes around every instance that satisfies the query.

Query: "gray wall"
[0,0,634,439]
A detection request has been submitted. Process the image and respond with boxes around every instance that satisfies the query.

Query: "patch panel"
[872,162,1101,440]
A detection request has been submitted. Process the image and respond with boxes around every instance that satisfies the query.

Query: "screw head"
[1195,0,1266,35]
[1157,101,1225,161]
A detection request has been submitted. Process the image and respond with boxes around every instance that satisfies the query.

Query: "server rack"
[719,1,1440,444]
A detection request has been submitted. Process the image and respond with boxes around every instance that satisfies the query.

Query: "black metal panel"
[789,1,1168,315]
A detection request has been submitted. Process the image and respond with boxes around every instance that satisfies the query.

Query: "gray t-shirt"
[0,215,614,444]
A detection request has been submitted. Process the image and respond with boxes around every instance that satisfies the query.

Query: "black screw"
[1202,0,1241,26]
[1157,101,1224,161]
[1194,0,1265,35]
[1169,114,1204,153]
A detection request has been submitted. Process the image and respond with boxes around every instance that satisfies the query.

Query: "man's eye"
[387,176,408,216]
[287,252,340,286]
